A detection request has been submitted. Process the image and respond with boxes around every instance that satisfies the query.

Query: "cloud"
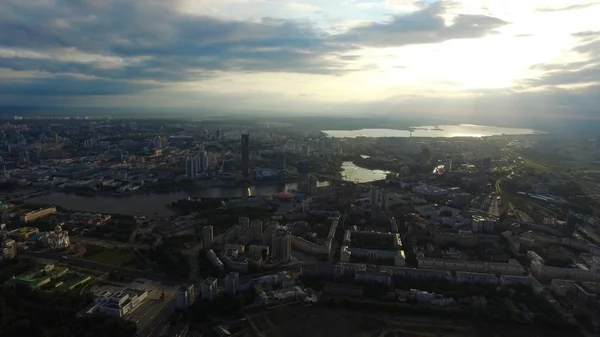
[522,31,600,87]
[334,2,507,47]
[536,3,600,12]
[0,0,354,82]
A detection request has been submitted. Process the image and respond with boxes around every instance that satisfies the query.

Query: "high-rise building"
[370,187,380,209]
[185,156,198,179]
[239,217,250,231]
[271,229,292,263]
[481,157,492,172]
[380,191,389,211]
[564,209,577,238]
[198,144,207,173]
[224,272,239,294]
[200,277,218,301]
[445,154,453,172]
[302,144,310,157]
[251,220,263,241]
[276,152,286,173]
[202,225,214,248]
[241,132,250,178]
[308,174,318,196]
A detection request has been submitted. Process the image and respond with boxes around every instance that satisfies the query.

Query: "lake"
[27,183,299,217]
[341,161,389,183]
[323,124,539,138]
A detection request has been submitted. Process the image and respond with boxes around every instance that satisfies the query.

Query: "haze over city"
[1,0,599,125]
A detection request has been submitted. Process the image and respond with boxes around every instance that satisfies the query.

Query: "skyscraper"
[241,132,249,178]
[202,225,214,248]
[564,208,577,238]
[185,156,198,179]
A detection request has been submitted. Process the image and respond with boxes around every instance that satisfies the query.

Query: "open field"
[84,246,143,268]
[234,306,579,337]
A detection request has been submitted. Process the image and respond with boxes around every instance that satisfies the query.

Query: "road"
[71,237,150,250]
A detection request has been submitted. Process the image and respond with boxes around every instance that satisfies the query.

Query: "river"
[323,124,540,138]
[26,162,389,217]
[26,183,299,217]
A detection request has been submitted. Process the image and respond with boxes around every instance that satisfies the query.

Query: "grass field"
[84,246,141,268]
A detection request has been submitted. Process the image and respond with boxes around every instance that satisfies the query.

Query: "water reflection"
[323,124,539,138]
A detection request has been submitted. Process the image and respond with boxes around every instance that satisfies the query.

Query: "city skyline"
[0,0,599,121]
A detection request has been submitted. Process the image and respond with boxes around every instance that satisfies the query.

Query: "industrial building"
[20,207,57,223]
[471,215,497,233]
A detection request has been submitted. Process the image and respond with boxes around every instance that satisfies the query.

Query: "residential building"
[1,238,17,260]
[500,275,532,286]
[224,272,239,294]
[418,258,525,276]
[271,229,291,263]
[355,270,392,286]
[455,272,498,284]
[531,260,600,282]
[206,249,224,270]
[176,284,196,310]
[200,277,218,301]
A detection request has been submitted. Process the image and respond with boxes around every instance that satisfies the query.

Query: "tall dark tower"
[241,132,249,178]
[564,208,577,238]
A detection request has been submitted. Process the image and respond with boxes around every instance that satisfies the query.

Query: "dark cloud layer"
[0,0,508,101]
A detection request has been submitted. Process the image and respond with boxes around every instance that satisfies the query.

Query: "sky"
[1,0,599,122]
